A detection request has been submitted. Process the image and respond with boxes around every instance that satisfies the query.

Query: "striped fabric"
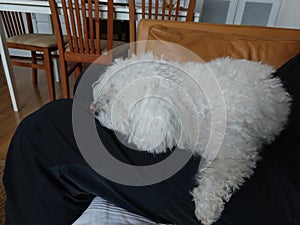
[73,196,173,225]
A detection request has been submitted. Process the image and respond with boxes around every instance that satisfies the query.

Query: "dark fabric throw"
[3,53,300,225]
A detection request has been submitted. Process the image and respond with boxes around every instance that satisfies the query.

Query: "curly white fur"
[91,53,291,225]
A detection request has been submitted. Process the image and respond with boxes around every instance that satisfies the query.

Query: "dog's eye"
[94,111,99,116]
[106,99,110,104]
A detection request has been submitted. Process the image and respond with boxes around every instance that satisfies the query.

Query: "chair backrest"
[49,0,114,64]
[0,11,33,37]
[129,0,196,44]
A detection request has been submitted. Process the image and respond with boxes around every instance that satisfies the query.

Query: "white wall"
[276,0,300,29]
[197,0,300,29]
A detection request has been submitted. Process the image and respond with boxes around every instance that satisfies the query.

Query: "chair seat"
[7,34,68,48]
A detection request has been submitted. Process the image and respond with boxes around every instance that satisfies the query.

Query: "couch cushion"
[137,19,300,69]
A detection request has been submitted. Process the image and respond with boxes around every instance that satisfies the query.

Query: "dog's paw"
[192,186,225,225]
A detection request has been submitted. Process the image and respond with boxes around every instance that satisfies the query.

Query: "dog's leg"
[192,146,259,225]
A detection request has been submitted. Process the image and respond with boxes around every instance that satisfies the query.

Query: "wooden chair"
[129,0,196,46]
[49,0,127,98]
[0,11,66,101]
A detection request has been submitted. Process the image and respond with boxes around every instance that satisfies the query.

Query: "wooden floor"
[0,62,75,159]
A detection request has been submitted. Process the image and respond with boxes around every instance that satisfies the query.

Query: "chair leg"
[43,49,56,101]
[59,60,70,99]
[31,51,38,86]
[74,62,82,80]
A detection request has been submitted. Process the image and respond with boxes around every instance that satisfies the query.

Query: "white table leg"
[53,54,60,82]
[0,17,19,112]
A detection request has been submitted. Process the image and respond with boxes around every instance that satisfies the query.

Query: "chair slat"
[174,0,181,20]
[7,13,14,36]
[68,0,80,53]
[186,0,196,21]
[95,0,101,54]
[61,0,74,53]
[161,0,166,20]
[81,0,89,54]
[25,13,34,34]
[12,12,21,35]
[154,0,159,19]
[167,0,173,20]
[142,0,145,19]
[88,0,95,54]
[107,0,113,51]
[148,0,152,18]
[74,0,84,53]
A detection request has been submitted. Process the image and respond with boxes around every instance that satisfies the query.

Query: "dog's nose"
[90,103,98,112]
[90,102,102,116]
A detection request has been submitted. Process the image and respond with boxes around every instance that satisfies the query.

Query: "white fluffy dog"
[91,53,291,225]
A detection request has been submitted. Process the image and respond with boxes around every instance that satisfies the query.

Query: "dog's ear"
[126,98,180,154]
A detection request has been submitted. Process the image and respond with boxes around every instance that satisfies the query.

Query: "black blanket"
[3,53,300,225]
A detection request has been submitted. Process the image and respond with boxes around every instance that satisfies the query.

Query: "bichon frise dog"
[90,53,291,225]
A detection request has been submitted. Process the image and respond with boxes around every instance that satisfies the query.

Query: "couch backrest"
[137,19,300,69]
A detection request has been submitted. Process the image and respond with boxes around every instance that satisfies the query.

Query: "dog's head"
[90,53,201,153]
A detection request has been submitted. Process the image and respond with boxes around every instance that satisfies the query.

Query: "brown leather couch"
[136,19,300,69]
